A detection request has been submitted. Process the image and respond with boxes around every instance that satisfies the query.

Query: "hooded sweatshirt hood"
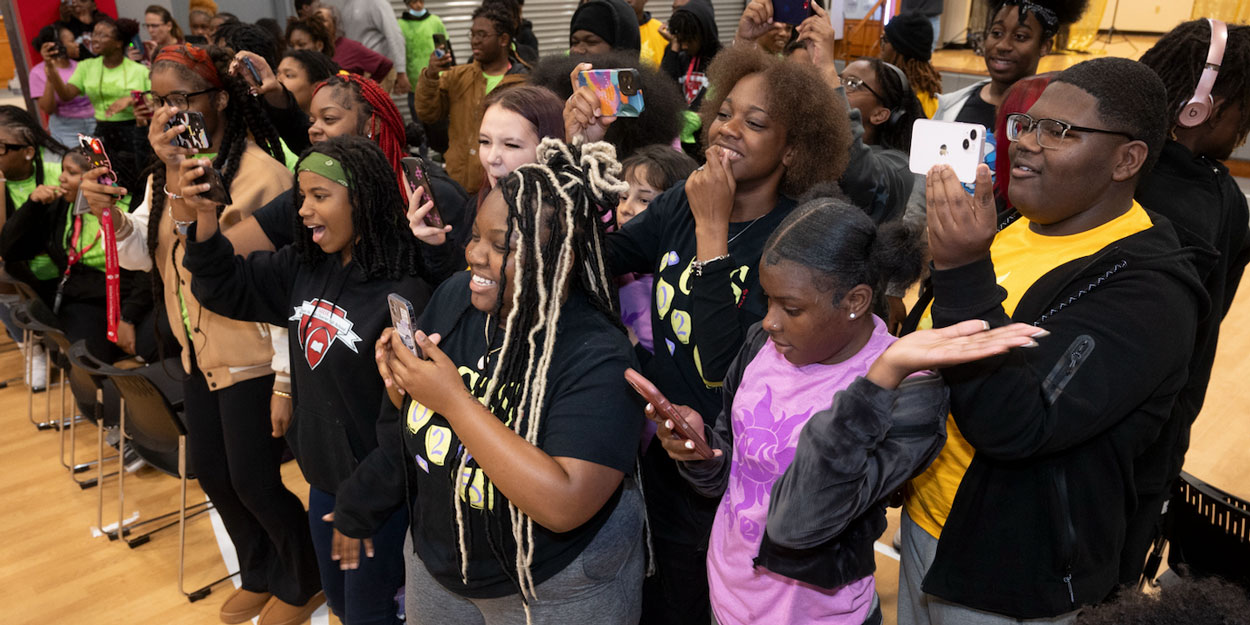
[570,0,641,53]
[671,0,721,59]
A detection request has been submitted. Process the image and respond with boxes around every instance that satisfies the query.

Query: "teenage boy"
[625,0,668,67]
[398,0,448,124]
[1123,19,1250,585]
[899,57,1205,624]
[414,3,528,192]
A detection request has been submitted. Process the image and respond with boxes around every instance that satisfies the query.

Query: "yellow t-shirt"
[639,17,668,70]
[918,90,939,119]
[904,202,1155,539]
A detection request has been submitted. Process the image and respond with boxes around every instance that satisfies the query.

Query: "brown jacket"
[413,61,528,193]
[154,142,293,389]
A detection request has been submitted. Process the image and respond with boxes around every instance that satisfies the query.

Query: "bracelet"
[169,205,196,236]
[691,254,730,277]
[163,184,183,200]
[272,390,292,399]
[113,211,134,239]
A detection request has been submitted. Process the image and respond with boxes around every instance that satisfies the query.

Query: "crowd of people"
[2,0,1249,624]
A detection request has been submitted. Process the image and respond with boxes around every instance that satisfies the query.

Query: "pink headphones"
[1178,18,1228,128]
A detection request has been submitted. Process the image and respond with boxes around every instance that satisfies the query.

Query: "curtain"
[1191,0,1250,23]
[1064,0,1110,52]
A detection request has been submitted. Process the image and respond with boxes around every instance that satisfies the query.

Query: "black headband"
[1004,0,1059,34]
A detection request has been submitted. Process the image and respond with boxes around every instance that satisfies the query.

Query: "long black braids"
[145,44,286,264]
[1139,19,1250,143]
[447,139,627,611]
[290,136,430,282]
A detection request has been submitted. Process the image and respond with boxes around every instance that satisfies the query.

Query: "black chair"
[9,299,70,432]
[1142,471,1250,592]
[77,350,234,602]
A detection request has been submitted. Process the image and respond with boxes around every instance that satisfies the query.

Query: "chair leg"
[25,331,36,427]
[178,434,237,602]
[35,353,57,431]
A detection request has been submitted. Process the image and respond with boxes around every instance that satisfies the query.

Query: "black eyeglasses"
[1006,113,1135,149]
[840,75,885,103]
[0,142,29,155]
[140,87,219,110]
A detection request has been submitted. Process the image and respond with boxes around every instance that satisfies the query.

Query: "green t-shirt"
[484,71,506,95]
[6,153,64,280]
[279,139,299,171]
[67,56,151,122]
[63,194,132,272]
[399,12,448,79]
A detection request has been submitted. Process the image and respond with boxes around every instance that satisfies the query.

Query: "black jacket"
[183,228,432,493]
[920,211,1206,618]
[660,0,720,111]
[677,324,948,589]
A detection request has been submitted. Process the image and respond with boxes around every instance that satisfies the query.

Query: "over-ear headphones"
[1178,18,1227,128]
[882,61,911,125]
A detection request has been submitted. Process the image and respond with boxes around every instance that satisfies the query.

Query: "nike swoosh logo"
[997,272,1011,284]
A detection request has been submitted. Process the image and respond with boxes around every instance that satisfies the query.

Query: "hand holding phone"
[388,294,426,360]
[78,135,116,186]
[625,369,716,460]
[401,157,444,228]
[577,69,645,117]
[772,0,813,26]
[166,111,210,150]
[909,119,987,184]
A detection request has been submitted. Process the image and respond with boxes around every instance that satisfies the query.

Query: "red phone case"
[624,368,715,459]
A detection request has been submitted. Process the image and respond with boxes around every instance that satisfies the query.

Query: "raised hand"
[736,0,776,45]
[406,183,452,245]
[866,319,1047,389]
[564,63,616,144]
[926,164,997,270]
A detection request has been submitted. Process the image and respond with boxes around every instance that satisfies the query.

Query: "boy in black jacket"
[1123,19,1250,585]
[898,57,1206,624]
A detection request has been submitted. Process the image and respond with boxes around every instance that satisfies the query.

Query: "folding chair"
[9,300,70,432]
[1141,471,1250,592]
[88,357,235,601]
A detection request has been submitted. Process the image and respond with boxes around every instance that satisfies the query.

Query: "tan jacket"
[155,142,293,389]
[413,61,528,193]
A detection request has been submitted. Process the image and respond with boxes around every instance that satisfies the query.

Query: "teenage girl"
[81,44,323,625]
[331,139,643,623]
[40,17,151,190]
[567,43,853,625]
[615,145,698,354]
[184,135,436,625]
[31,24,97,150]
[654,198,1044,625]
[0,106,68,302]
[229,48,340,155]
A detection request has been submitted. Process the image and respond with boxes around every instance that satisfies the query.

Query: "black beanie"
[884,13,934,62]
[570,0,641,52]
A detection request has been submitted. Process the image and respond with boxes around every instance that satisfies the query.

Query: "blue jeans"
[308,486,407,625]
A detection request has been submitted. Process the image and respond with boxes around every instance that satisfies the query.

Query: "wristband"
[272,390,292,399]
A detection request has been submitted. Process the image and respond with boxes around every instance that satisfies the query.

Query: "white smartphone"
[909,119,987,184]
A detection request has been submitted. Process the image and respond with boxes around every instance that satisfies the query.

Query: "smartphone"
[773,0,813,26]
[624,368,715,459]
[432,34,457,65]
[401,156,444,228]
[78,135,116,186]
[165,111,210,150]
[54,42,68,58]
[195,163,233,206]
[909,119,988,184]
[577,69,645,118]
[72,188,90,216]
[388,293,426,359]
[241,57,263,88]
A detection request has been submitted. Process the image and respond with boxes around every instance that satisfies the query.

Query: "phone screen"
[78,135,116,186]
[773,0,812,25]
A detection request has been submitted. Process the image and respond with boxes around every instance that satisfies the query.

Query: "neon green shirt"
[6,153,64,280]
[484,72,506,95]
[67,56,150,122]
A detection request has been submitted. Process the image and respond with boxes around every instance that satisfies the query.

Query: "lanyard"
[684,58,700,104]
[53,212,101,314]
[101,204,120,343]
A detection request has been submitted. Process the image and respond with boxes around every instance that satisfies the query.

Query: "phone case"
[401,157,443,227]
[167,111,210,150]
[773,0,812,26]
[196,165,233,206]
[241,57,263,87]
[909,119,987,184]
[78,135,116,186]
[387,293,426,359]
[578,69,645,118]
[624,369,715,459]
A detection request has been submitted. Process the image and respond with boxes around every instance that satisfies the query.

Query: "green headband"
[297,152,349,187]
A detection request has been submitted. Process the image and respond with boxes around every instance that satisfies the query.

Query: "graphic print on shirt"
[404,365,516,511]
[289,299,363,369]
[654,250,752,386]
[724,385,811,542]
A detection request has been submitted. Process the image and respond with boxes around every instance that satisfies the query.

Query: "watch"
[170,205,195,236]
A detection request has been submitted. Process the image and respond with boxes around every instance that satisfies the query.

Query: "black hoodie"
[918,211,1207,618]
[660,0,720,110]
[570,0,641,53]
[183,228,433,493]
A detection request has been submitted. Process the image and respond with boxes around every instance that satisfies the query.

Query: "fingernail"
[685,440,694,449]
[981,320,991,331]
[1023,339,1039,348]
[665,420,673,429]
[1031,329,1050,338]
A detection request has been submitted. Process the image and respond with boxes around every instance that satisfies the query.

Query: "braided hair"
[290,136,430,282]
[0,105,66,186]
[859,57,926,153]
[452,139,626,613]
[312,73,409,200]
[1139,19,1250,144]
[880,46,943,100]
[214,21,280,69]
[145,44,286,264]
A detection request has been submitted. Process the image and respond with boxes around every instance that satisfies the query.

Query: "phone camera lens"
[962,139,970,150]
[970,129,978,140]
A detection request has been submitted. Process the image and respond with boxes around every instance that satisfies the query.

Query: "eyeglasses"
[141,88,219,110]
[840,75,884,103]
[469,29,498,41]
[1006,113,1135,149]
[0,142,29,155]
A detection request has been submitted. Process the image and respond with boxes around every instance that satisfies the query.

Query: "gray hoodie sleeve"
[765,373,949,548]
[835,86,915,225]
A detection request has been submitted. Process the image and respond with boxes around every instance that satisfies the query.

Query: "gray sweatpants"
[405,479,646,625]
[897,509,1080,625]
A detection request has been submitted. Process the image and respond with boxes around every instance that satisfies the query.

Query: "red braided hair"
[312,71,408,200]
